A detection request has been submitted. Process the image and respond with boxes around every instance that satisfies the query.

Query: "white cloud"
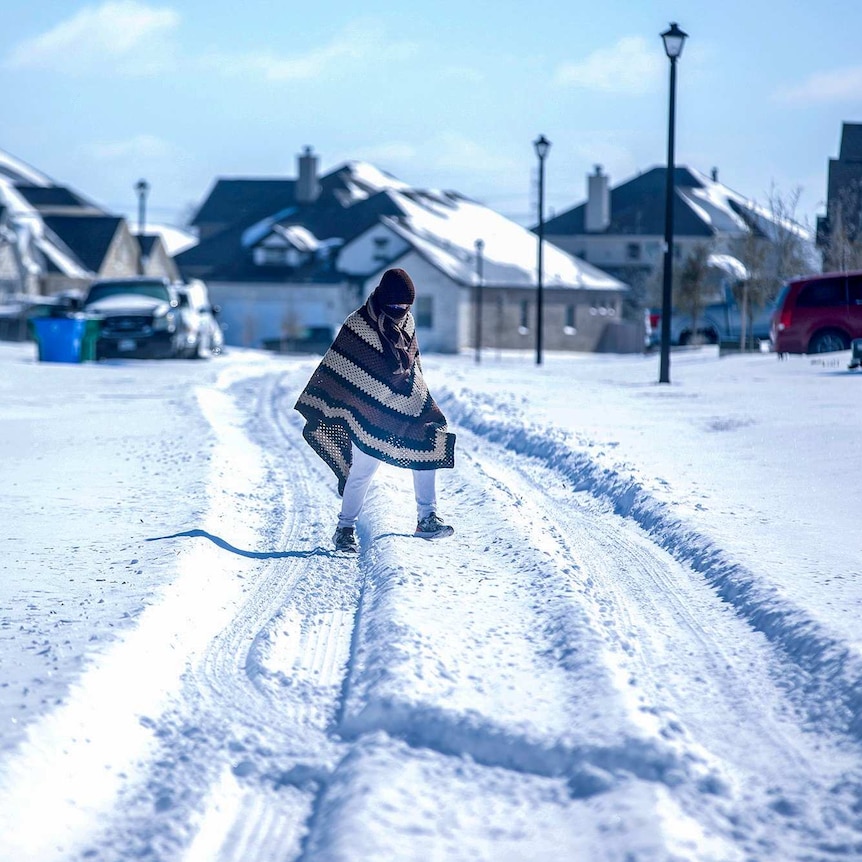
[353,142,418,165]
[5,1,179,75]
[202,23,416,82]
[776,66,862,104]
[555,36,663,94]
[88,134,177,161]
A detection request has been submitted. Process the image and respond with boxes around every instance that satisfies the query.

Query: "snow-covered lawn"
[1,340,861,861]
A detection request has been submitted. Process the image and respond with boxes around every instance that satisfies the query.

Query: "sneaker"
[333,526,358,553]
[415,513,455,539]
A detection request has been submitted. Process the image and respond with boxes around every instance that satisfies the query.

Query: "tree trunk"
[739,281,749,351]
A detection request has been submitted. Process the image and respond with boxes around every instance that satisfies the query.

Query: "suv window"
[796,277,847,308]
[848,275,862,306]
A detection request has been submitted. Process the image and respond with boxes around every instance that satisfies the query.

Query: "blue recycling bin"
[31,316,87,363]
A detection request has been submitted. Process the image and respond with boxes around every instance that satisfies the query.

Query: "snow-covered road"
[2,344,862,861]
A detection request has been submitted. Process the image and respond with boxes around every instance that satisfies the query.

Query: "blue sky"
[2,0,861,232]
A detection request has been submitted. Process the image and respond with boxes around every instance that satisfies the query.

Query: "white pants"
[338,443,437,528]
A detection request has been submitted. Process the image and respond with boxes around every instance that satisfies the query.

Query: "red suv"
[771,270,862,354]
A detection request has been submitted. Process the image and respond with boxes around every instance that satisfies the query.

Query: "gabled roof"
[43,215,124,274]
[545,167,730,237]
[137,234,160,256]
[181,157,626,291]
[0,149,54,187]
[381,192,624,291]
[178,169,408,282]
[544,166,814,246]
[190,179,296,227]
[16,184,103,213]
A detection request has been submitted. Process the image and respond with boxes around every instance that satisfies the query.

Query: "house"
[817,122,862,270]
[543,165,817,308]
[0,147,176,296]
[178,149,632,354]
[137,233,182,281]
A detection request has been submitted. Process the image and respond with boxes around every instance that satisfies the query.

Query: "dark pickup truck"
[82,277,191,359]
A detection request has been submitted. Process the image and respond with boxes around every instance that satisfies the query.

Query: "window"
[519,299,530,333]
[626,242,641,261]
[797,278,847,307]
[848,275,862,306]
[564,304,576,335]
[414,295,433,328]
[254,247,286,266]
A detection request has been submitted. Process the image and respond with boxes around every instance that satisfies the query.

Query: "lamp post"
[534,134,550,365]
[135,179,149,235]
[658,22,687,384]
[474,238,485,364]
[134,178,150,275]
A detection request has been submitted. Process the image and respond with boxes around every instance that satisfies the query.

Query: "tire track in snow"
[461,426,862,859]
[439,387,862,742]
[77,367,368,862]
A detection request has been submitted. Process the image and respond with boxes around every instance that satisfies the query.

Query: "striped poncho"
[294,300,456,495]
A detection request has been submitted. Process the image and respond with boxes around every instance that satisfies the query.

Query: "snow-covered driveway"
[1,344,861,861]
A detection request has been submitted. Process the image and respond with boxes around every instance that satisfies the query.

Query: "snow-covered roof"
[0,148,54,187]
[707,253,749,281]
[383,189,625,291]
[0,175,90,278]
[131,222,199,256]
[336,161,413,204]
[679,168,815,244]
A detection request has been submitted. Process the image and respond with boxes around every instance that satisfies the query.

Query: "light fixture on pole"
[658,22,687,384]
[134,179,150,235]
[134,179,150,275]
[474,238,485,364]
[533,134,550,365]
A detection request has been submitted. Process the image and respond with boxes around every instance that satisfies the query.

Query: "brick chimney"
[296,146,320,203]
[585,165,610,233]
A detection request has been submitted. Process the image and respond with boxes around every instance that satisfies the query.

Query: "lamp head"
[533,134,551,160]
[661,22,688,60]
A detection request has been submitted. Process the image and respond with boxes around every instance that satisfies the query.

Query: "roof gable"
[190,179,296,228]
[43,215,124,273]
[16,184,104,214]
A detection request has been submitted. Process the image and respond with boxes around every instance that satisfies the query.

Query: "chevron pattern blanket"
[295,304,456,495]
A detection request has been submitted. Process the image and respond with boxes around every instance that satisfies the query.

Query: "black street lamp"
[134,178,150,235]
[534,134,550,365]
[134,178,150,275]
[474,238,485,364]
[658,22,687,384]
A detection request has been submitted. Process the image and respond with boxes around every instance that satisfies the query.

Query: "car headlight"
[152,311,176,332]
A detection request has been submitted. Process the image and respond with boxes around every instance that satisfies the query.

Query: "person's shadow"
[146,528,338,559]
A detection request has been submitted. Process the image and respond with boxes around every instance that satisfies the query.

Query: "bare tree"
[731,184,813,348]
[676,243,712,344]
[766,184,811,290]
[822,180,862,271]
[730,230,770,350]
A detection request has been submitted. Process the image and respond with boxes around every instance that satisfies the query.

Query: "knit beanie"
[374,268,415,306]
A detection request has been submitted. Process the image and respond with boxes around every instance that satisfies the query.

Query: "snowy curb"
[438,387,862,739]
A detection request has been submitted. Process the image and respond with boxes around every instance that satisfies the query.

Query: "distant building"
[0,148,176,296]
[178,149,634,354]
[543,165,816,308]
[817,122,862,271]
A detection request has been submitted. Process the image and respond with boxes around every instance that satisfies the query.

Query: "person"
[295,268,456,552]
